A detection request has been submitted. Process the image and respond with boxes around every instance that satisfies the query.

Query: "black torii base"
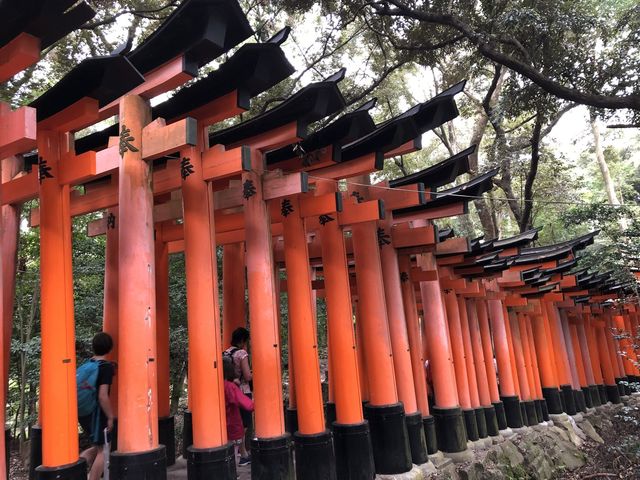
[542,387,563,414]
[462,409,479,441]
[110,446,167,480]
[500,395,524,428]
[363,403,412,475]
[574,390,587,413]
[159,416,175,467]
[483,405,500,436]
[251,434,294,480]
[474,407,488,439]
[293,430,337,480]
[432,406,466,453]
[524,401,538,426]
[35,459,86,480]
[332,421,375,480]
[422,415,438,454]
[597,384,608,405]
[493,401,508,431]
[405,412,428,465]
[582,386,594,408]
[187,443,236,480]
[606,384,622,404]
[29,425,42,480]
[534,400,545,422]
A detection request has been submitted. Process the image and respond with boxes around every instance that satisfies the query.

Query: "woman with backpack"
[223,327,253,465]
[77,332,116,480]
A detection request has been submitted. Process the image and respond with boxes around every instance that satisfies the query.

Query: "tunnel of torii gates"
[1,1,640,480]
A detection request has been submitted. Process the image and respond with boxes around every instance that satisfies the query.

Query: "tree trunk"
[518,113,543,232]
[590,114,620,205]
[169,361,187,415]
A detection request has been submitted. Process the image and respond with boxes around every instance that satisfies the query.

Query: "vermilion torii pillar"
[349,179,412,475]
[316,179,375,480]
[577,318,601,407]
[544,301,577,415]
[280,194,336,480]
[36,130,86,478]
[585,314,608,405]
[531,310,563,415]
[560,310,587,412]
[222,243,246,347]
[417,252,467,455]
[181,124,235,478]
[110,95,165,477]
[486,294,524,429]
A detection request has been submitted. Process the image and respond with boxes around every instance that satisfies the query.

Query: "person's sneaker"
[238,456,251,466]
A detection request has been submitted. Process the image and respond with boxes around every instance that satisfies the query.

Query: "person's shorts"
[241,393,253,429]
[79,411,110,446]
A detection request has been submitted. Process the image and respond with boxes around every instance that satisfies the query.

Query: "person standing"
[223,327,253,465]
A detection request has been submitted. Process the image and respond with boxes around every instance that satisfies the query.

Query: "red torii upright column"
[222,243,246,348]
[417,252,468,455]
[530,309,563,415]
[110,95,165,477]
[544,301,577,415]
[349,179,412,475]
[36,130,86,478]
[576,319,600,407]
[316,179,375,480]
[281,194,336,480]
[486,292,524,429]
[181,124,234,478]
[559,309,587,413]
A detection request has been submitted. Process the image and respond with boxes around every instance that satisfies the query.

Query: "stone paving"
[167,456,251,479]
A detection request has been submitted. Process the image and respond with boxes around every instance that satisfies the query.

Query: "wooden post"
[524,317,547,421]
[35,130,85,477]
[281,195,336,479]
[577,320,599,406]
[316,180,375,479]
[242,148,291,477]
[486,298,523,428]
[417,252,467,453]
[509,312,533,425]
[585,315,607,405]
[544,302,576,414]
[154,227,174,466]
[560,311,585,413]
[569,323,590,408]
[596,323,621,404]
[349,179,411,475]
[531,313,563,414]
[110,95,165,478]
[378,226,427,464]
[222,243,246,348]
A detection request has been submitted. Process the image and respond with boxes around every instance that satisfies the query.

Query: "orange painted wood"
[0,33,40,82]
[269,146,335,173]
[282,196,326,433]
[189,91,247,126]
[2,170,38,205]
[487,298,517,397]
[316,180,364,425]
[384,138,421,158]
[116,95,159,453]
[436,237,470,255]
[569,323,588,388]
[585,316,604,385]
[395,202,467,222]
[337,199,383,225]
[242,149,286,438]
[417,251,459,408]
[531,314,559,389]
[399,255,430,416]
[299,192,342,217]
[510,313,531,400]
[440,278,467,291]
[167,239,184,254]
[379,223,419,414]
[524,316,543,399]
[467,299,492,407]
[504,295,528,307]
[58,150,97,185]
[410,268,438,283]
[596,325,616,385]
[100,56,194,119]
[38,97,99,133]
[222,243,246,348]
[102,208,120,415]
[369,182,424,210]
[236,121,301,151]
[436,254,465,266]
[263,172,308,200]
[202,145,250,181]
[443,289,472,408]
[577,321,596,385]
[154,232,171,419]
[459,296,481,408]
[477,300,501,403]
[391,225,436,249]
[181,131,227,448]
[544,302,573,387]
[355,301,370,402]
[141,117,196,161]
[38,130,80,466]
[503,305,521,397]
[350,213,398,406]
[0,104,37,158]
[309,153,381,181]
[560,310,582,389]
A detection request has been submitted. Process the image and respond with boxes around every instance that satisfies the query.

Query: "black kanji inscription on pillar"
[107,213,116,229]
[351,191,364,203]
[119,124,139,157]
[377,227,391,246]
[242,179,257,199]
[38,157,53,183]
[281,198,294,217]
[180,157,195,180]
[319,214,335,226]
[400,271,409,283]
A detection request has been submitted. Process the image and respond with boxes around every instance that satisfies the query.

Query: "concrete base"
[571,413,584,422]
[416,461,437,477]
[491,434,505,444]
[427,451,452,469]
[499,428,515,439]
[375,464,425,480]
[442,448,474,463]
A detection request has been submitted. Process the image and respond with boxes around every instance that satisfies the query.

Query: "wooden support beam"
[0,33,40,83]
[202,145,250,181]
[504,295,528,307]
[410,268,438,283]
[369,182,426,210]
[38,97,99,132]
[0,104,37,158]
[391,225,436,249]
[337,199,383,226]
[141,117,197,161]
[2,170,38,205]
[395,202,467,222]
[263,171,309,200]
[437,236,470,255]
[308,152,381,181]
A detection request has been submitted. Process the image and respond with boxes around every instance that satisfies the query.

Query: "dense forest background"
[2,0,640,459]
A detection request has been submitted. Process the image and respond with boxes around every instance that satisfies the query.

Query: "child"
[78,332,115,480]
[224,356,254,465]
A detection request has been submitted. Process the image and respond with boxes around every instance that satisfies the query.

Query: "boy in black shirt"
[79,332,115,480]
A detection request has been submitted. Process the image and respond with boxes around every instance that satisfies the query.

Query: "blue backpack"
[76,359,104,417]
